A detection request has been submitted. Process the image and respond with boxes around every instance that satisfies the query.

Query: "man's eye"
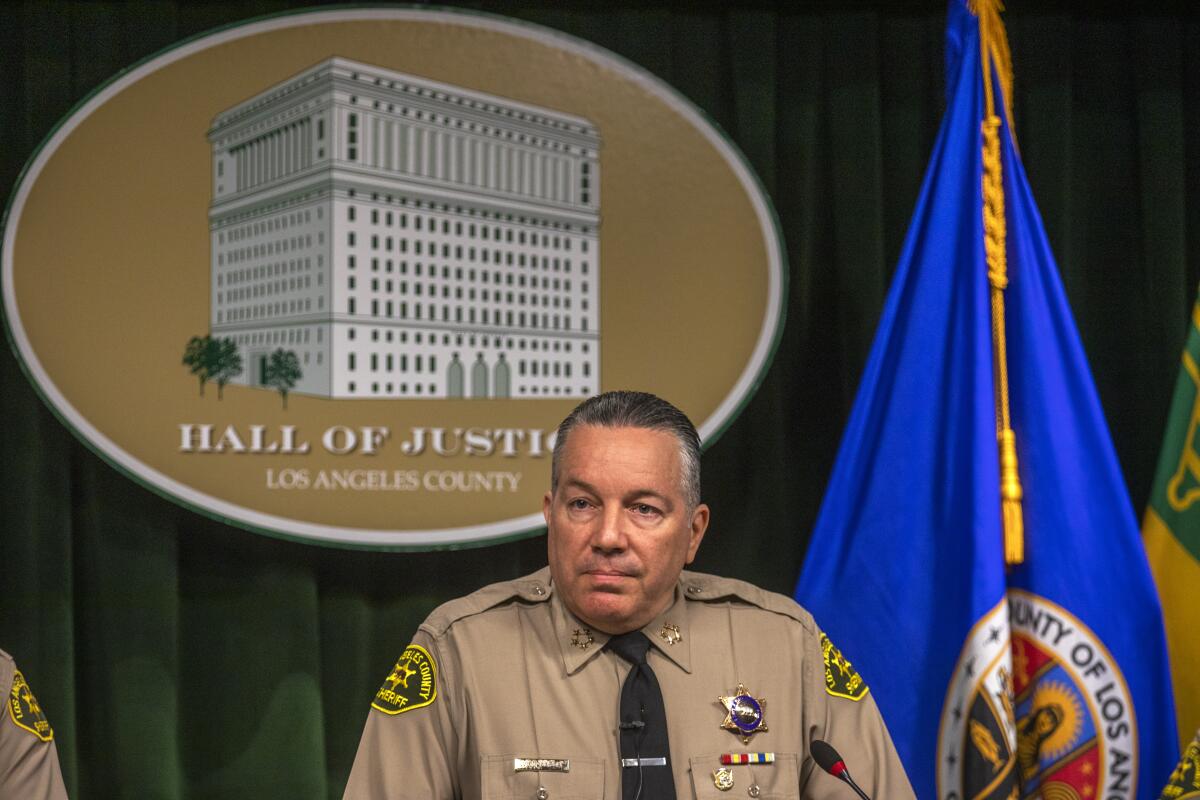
[568,498,591,510]
[631,503,660,516]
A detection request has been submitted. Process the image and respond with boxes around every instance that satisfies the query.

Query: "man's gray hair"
[550,391,702,509]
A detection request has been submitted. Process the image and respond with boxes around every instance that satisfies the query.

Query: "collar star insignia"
[659,622,682,645]
[718,683,768,743]
[570,628,593,650]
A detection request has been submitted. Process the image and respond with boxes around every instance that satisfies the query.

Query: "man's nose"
[590,504,627,552]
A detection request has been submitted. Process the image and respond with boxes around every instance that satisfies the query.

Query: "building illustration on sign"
[206,57,601,399]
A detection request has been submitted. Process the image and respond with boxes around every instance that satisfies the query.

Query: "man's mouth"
[583,568,635,586]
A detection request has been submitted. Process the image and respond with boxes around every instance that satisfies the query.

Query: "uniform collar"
[641,587,692,673]
[551,577,692,676]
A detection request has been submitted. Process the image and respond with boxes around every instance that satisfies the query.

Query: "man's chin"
[576,593,638,634]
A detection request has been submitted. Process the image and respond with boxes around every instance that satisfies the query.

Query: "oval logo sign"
[2,8,785,548]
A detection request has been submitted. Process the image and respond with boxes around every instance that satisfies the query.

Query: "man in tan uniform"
[0,650,69,799]
[345,391,914,799]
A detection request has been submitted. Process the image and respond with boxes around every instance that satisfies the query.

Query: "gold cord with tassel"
[972,0,1025,564]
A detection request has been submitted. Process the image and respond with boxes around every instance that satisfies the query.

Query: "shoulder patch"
[8,670,53,741]
[372,644,438,716]
[1162,731,1200,800]
[821,633,868,701]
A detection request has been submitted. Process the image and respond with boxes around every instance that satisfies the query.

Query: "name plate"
[513,758,570,773]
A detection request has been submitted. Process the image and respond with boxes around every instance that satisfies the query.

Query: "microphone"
[619,719,648,800]
[811,740,871,800]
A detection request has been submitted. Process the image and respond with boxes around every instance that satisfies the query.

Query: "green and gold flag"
[1145,298,1200,747]
[1158,729,1200,800]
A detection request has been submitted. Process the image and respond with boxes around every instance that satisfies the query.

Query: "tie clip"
[720,753,775,765]
[513,758,570,773]
[621,757,667,767]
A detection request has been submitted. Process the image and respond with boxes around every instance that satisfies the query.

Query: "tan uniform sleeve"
[343,630,460,800]
[799,628,916,800]
[0,657,69,800]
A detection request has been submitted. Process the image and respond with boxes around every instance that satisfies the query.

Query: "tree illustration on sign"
[182,335,242,398]
[264,349,302,409]
[182,335,215,396]
[212,339,243,399]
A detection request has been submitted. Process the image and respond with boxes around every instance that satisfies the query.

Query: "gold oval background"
[3,9,784,548]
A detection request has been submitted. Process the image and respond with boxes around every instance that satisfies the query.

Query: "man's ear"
[685,503,709,563]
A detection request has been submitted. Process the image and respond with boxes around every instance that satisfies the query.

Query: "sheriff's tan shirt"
[344,568,914,799]
[0,650,69,800]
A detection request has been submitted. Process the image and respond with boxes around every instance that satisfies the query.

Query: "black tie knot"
[608,631,651,665]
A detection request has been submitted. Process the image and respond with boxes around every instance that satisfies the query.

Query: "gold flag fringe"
[972,0,1025,565]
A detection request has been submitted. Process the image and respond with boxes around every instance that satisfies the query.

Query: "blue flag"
[794,2,1178,797]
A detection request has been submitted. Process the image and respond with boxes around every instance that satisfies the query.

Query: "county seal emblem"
[938,593,1137,800]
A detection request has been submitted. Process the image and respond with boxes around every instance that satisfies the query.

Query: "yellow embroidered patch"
[820,633,869,701]
[8,670,53,742]
[1161,733,1200,800]
[372,644,438,715]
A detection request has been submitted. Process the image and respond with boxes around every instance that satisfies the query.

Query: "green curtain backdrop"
[2,2,1198,797]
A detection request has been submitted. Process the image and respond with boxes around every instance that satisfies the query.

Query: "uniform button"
[532,584,546,596]
[536,787,549,800]
[748,784,761,798]
[686,585,702,595]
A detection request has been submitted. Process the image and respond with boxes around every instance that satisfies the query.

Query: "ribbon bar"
[720,753,775,765]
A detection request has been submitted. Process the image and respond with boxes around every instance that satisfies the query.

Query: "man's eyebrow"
[560,477,600,495]
[625,488,671,506]
[559,479,673,507]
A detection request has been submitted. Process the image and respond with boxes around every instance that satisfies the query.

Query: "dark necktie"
[607,631,676,800]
